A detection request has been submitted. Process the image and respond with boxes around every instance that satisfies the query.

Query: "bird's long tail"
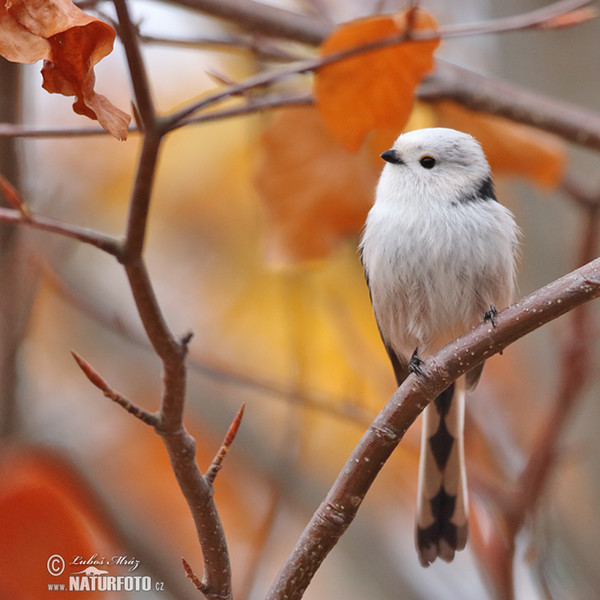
[415,378,468,567]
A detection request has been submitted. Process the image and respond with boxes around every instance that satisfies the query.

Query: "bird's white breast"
[361,189,517,360]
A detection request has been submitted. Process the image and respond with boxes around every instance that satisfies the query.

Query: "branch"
[266,257,600,600]
[162,0,600,151]
[164,0,330,45]
[113,0,156,130]
[510,190,600,527]
[0,206,121,256]
[71,351,160,426]
[419,61,600,152]
[166,0,597,129]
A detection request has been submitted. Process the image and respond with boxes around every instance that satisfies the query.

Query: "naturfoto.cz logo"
[46,554,165,593]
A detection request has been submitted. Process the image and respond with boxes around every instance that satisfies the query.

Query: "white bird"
[360,128,519,566]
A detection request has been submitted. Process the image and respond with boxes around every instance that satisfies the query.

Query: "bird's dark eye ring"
[419,155,436,169]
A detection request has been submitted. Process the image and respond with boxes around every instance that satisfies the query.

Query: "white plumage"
[360,128,519,566]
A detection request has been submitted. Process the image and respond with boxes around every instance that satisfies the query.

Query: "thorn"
[0,174,31,220]
[205,404,245,485]
[180,330,194,347]
[71,350,160,427]
[181,557,207,593]
[408,349,425,376]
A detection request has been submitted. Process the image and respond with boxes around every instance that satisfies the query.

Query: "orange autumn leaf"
[254,106,390,265]
[0,447,102,599]
[0,0,130,140]
[434,100,566,189]
[314,9,439,152]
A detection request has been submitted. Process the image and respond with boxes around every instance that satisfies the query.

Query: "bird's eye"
[419,156,436,169]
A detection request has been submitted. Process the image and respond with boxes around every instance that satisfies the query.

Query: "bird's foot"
[408,349,425,376]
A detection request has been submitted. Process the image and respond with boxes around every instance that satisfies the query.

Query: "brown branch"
[71,351,160,426]
[266,257,600,600]
[41,259,373,427]
[166,0,596,129]
[418,61,600,152]
[162,0,600,152]
[473,185,600,599]
[113,0,156,130]
[0,206,121,256]
[140,32,299,62]
[182,557,208,594]
[164,0,330,45]
[510,192,600,528]
[85,3,234,598]
[0,122,136,138]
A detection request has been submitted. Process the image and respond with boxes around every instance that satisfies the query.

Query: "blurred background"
[1,1,599,599]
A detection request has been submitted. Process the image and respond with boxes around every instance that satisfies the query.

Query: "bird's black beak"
[380,149,403,165]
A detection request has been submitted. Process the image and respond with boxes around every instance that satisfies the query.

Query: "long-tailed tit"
[360,128,519,566]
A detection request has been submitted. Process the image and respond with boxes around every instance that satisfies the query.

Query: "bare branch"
[71,351,160,427]
[140,32,298,62]
[419,61,600,152]
[267,257,600,600]
[510,191,600,528]
[0,206,121,256]
[164,0,330,45]
[182,557,208,594]
[113,0,156,130]
[165,0,597,131]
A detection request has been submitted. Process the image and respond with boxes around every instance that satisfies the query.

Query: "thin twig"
[165,0,330,45]
[41,260,374,427]
[0,174,31,219]
[71,351,160,427]
[205,404,245,485]
[266,257,600,600]
[140,32,298,62]
[182,557,208,594]
[0,206,121,256]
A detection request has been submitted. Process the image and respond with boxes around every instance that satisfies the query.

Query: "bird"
[359,127,519,566]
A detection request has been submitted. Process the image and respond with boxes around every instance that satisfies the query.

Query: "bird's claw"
[484,304,498,328]
[408,349,425,376]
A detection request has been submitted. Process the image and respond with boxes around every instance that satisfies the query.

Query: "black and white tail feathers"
[415,380,469,567]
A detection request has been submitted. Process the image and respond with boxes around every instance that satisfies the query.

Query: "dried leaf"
[254,106,388,265]
[434,100,566,189]
[0,0,130,140]
[314,9,439,152]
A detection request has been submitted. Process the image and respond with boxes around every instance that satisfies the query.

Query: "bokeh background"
[1,1,599,599]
